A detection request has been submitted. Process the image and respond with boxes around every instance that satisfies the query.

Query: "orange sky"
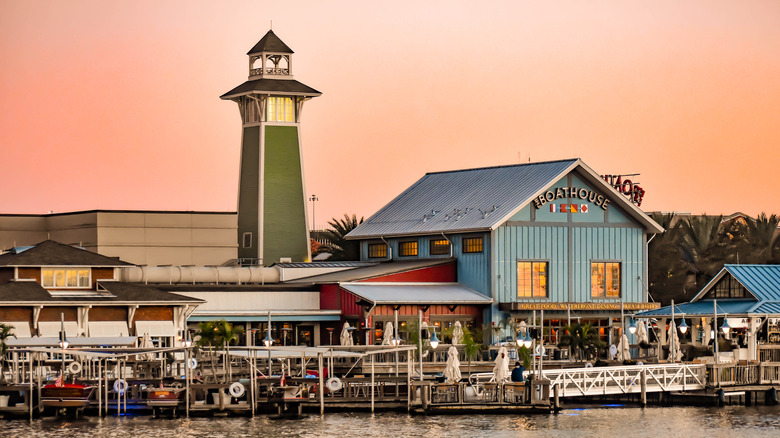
[1,1,778,227]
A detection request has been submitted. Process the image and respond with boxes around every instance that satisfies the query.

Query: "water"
[3,405,780,437]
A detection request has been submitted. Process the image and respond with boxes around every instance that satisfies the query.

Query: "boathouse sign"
[532,187,611,210]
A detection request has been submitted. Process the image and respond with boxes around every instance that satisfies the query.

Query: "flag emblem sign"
[550,204,589,213]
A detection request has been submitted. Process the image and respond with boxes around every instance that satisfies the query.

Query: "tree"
[558,323,605,361]
[679,215,732,293]
[739,213,780,264]
[215,320,244,382]
[648,213,687,306]
[194,321,220,383]
[461,326,486,377]
[0,323,16,383]
[313,214,364,261]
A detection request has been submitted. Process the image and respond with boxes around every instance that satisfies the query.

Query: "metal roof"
[346,159,663,239]
[340,282,492,305]
[636,300,756,317]
[274,261,374,269]
[285,258,455,284]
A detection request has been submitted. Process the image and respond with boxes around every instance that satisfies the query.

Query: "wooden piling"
[640,369,647,406]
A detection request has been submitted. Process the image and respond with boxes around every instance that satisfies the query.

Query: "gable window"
[517,261,548,298]
[42,268,90,288]
[398,241,418,257]
[591,262,620,298]
[430,239,450,256]
[712,276,748,298]
[462,237,483,253]
[267,96,295,122]
[368,243,387,259]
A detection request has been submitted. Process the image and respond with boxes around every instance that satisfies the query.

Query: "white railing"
[542,363,707,398]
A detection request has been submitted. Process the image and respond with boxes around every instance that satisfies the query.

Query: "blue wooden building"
[347,159,663,343]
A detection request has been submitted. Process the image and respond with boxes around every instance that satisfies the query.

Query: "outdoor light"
[679,318,688,334]
[522,332,533,348]
[429,329,440,349]
[516,336,523,347]
[58,330,68,349]
[721,318,731,335]
[392,336,401,346]
[264,331,274,347]
[628,319,637,335]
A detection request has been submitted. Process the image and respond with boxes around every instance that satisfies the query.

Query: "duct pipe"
[119,265,281,284]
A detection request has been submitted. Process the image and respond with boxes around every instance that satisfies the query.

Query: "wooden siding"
[89,307,127,321]
[39,307,78,321]
[17,267,39,281]
[92,267,114,287]
[133,306,173,322]
[0,306,33,322]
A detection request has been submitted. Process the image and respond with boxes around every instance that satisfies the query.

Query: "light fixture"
[721,318,731,335]
[59,330,68,349]
[516,335,523,347]
[264,331,274,347]
[429,329,440,349]
[522,332,533,348]
[679,318,688,334]
[392,336,401,346]
[628,319,637,335]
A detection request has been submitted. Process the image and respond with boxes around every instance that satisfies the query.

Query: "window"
[242,232,253,248]
[266,96,295,122]
[398,241,418,257]
[712,276,747,298]
[517,261,548,298]
[462,237,483,253]
[368,243,387,258]
[429,239,450,256]
[42,268,90,289]
[591,262,620,298]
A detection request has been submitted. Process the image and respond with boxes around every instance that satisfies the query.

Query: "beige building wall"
[0,210,237,266]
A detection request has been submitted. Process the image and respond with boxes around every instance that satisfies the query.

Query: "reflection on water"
[4,406,780,437]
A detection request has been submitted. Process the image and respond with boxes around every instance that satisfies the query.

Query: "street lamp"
[679,316,688,334]
[721,318,731,335]
[628,319,637,335]
[521,331,533,348]
[429,329,440,350]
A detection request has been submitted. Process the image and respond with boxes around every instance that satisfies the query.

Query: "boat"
[41,382,96,408]
[145,386,185,407]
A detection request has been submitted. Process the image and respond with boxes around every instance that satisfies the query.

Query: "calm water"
[4,405,780,437]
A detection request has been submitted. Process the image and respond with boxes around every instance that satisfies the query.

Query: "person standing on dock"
[511,362,524,382]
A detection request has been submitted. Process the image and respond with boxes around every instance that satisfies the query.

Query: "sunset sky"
[1,1,778,227]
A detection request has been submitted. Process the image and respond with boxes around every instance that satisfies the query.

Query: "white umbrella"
[703,322,712,346]
[451,321,464,345]
[381,321,394,346]
[340,322,353,346]
[140,332,155,361]
[637,320,649,345]
[443,346,461,383]
[518,320,527,336]
[492,346,510,383]
[617,333,630,361]
[667,322,682,362]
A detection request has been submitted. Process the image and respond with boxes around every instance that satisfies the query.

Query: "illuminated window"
[42,268,90,289]
[429,239,450,256]
[398,241,418,257]
[266,96,295,122]
[517,261,548,298]
[462,237,483,253]
[591,262,621,298]
[368,243,387,259]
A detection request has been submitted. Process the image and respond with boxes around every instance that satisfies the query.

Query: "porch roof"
[340,282,492,306]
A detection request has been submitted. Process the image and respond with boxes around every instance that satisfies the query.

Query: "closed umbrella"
[382,321,394,345]
[492,346,510,383]
[667,322,682,362]
[703,322,712,346]
[141,332,155,361]
[637,320,649,345]
[443,346,461,383]
[617,333,630,361]
[340,322,354,346]
[451,321,464,345]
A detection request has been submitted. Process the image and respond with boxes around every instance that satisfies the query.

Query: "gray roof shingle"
[0,240,131,267]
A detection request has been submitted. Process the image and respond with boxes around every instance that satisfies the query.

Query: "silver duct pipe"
[119,265,281,284]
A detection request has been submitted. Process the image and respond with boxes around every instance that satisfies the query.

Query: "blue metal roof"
[347,159,662,239]
[636,300,756,317]
[727,264,780,302]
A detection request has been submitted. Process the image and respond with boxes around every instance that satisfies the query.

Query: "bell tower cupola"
[248,30,294,80]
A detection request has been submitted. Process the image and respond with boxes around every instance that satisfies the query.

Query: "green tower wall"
[237,126,260,260]
[263,125,309,263]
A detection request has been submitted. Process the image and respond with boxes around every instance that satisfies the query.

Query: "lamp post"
[628,318,637,335]
[265,311,273,376]
[59,313,68,380]
[309,194,318,230]
[418,309,423,381]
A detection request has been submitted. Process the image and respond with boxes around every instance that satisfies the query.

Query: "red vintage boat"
[145,387,185,407]
[41,382,96,408]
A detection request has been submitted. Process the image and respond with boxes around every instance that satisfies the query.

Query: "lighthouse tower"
[221,30,321,265]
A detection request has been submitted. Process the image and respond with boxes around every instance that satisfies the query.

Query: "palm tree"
[215,320,244,382]
[461,326,485,377]
[0,323,16,383]
[648,213,687,305]
[740,213,780,264]
[679,215,730,292]
[313,214,364,260]
[194,321,220,383]
[558,323,604,361]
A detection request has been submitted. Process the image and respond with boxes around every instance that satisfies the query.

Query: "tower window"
[398,241,418,257]
[243,232,253,248]
[267,97,295,122]
[368,243,387,259]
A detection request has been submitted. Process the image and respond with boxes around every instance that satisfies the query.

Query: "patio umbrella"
[703,322,712,346]
[637,320,649,345]
[617,333,630,361]
[518,320,527,336]
[451,321,464,345]
[381,321,394,345]
[667,322,682,362]
[443,346,462,383]
[492,346,510,383]
[140,332,155,361]
[340,322,354,346]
